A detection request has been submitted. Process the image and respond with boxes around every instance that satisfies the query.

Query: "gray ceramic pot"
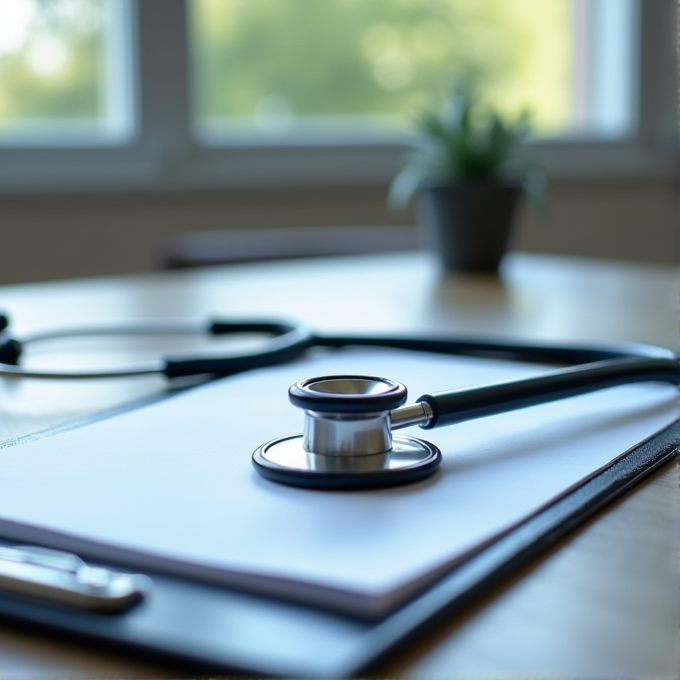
[416,182,521,273]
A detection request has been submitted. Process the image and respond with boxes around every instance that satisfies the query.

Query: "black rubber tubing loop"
[0,335,22,365]
[418,356,680,430]
[312,334,673,363]
[312,334,678,426]
[0,313,677,395]
[289,375,408,413]
[163,322,314,378]
[208,320,302,336]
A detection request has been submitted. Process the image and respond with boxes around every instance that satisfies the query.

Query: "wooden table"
[0,251,677,678]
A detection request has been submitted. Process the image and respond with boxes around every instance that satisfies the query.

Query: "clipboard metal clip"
[0,544,150,613]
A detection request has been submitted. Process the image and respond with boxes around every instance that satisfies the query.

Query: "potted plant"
[389,86,543,273]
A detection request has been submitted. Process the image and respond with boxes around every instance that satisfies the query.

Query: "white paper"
[0,349,676,616]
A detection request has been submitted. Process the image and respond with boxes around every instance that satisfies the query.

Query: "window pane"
[190,0,635,141]
[0,0,132,143]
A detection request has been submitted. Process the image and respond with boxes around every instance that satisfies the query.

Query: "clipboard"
[0,349,677,677]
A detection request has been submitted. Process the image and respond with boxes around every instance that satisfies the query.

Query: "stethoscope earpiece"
[0,337,22,366]
[252,375,442,490]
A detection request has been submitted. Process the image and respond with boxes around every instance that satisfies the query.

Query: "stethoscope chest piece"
[252,375,442,490]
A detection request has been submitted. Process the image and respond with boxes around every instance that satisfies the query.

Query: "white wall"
[0,178,675,285]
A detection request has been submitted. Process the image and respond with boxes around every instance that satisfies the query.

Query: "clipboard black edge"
[351,419,680,675]
[0,421,677,678]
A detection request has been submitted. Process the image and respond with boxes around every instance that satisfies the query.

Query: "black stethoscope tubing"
[0,318,313,379]
[0,316,677,427]
[308,334,679,427]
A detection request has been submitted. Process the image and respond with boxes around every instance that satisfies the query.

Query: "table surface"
[0,251,678,678]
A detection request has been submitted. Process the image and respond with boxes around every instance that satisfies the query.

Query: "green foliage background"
[0,0,573,136]
[0,0,104,126]
[192,0,572,135]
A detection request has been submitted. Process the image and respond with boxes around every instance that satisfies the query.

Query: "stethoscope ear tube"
[417,356,680,429]
[313,334,675,363]
[0,337,22,366]
[0,311,676,384]
[0,319,311,376]
[0,318,314,379]
[162,322,314,378]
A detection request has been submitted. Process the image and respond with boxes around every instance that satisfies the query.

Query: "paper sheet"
[0,349,676,616]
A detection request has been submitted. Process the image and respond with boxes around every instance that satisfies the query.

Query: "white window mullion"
[104,0,136,141]
[636,0,677,150]
[590,0,637,137]
[135,0,194,185]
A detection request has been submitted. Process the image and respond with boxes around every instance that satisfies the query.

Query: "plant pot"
[416,182,522,273]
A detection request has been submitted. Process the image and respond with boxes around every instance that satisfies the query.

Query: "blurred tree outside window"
[0,0,130,142]
[189,0,632,142]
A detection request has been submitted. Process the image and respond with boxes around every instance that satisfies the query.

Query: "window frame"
[0,0,675,195]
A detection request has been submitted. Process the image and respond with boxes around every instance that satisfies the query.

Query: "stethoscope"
[0,313,677,490]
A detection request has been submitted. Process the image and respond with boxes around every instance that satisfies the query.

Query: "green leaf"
[392,82,545,208]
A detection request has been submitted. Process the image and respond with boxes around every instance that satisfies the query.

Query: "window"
[0,0,674,193]
[190,0,634,141]
[0,0,133,144]
[191,0,575,140]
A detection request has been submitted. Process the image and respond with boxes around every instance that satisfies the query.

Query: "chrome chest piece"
[252,375,441,489]
[251,352,680,490]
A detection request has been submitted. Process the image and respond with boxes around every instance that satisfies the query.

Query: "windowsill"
[0,174,674,209]
[0,134,675,197]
